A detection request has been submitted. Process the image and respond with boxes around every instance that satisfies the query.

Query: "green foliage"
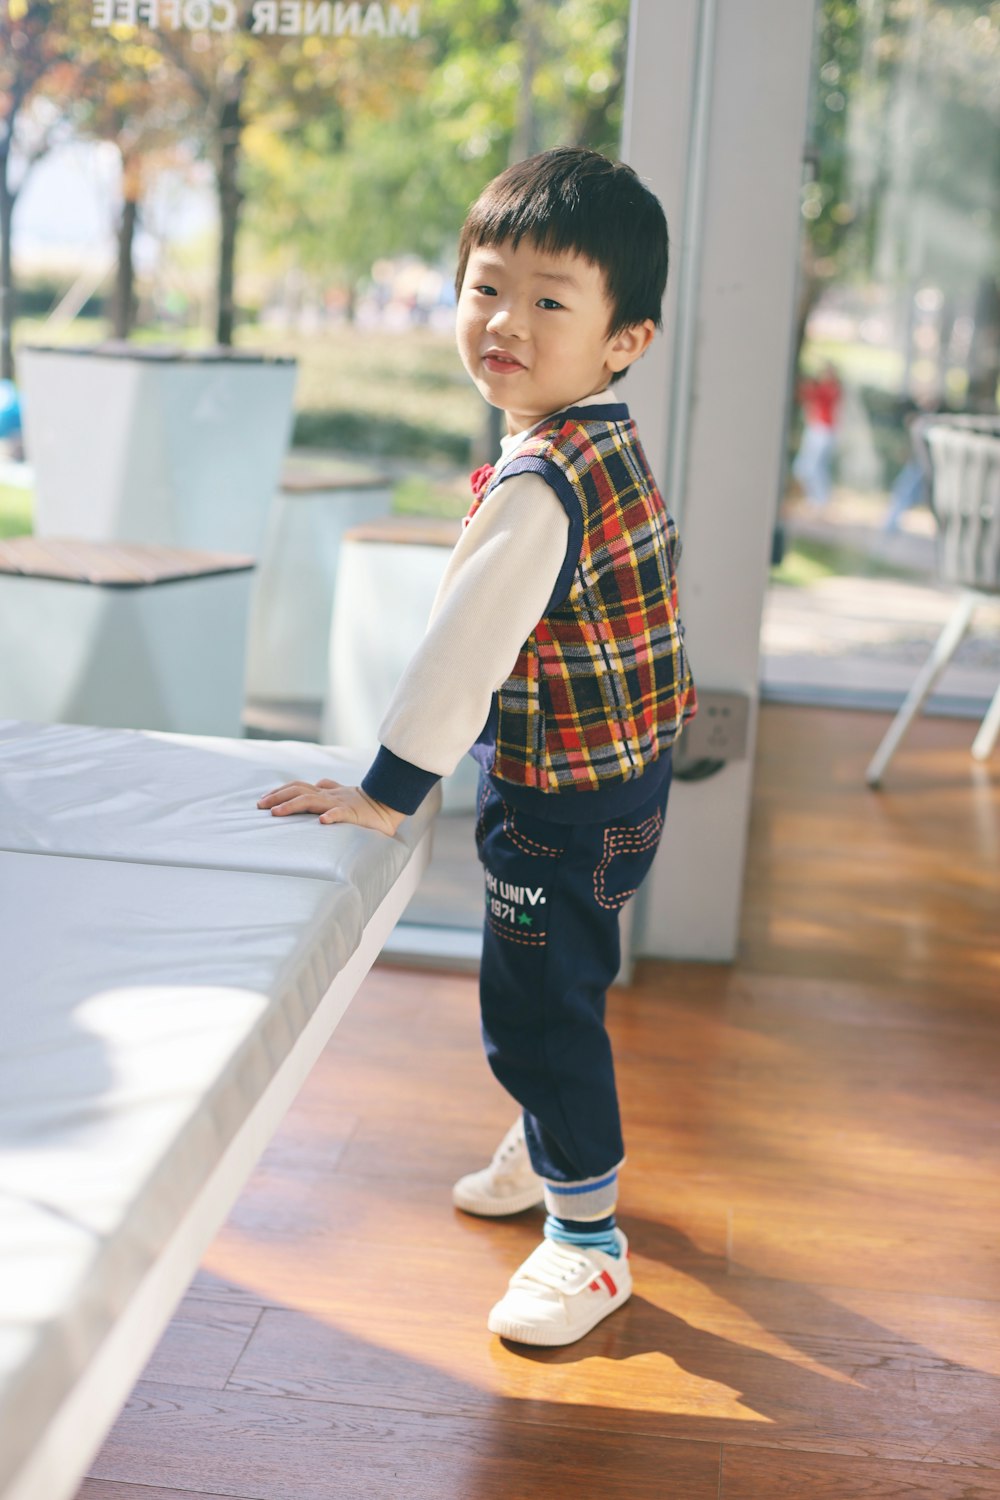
[242,0,631,291]
[391,473,468,518]
[0,484,32,539]
[805,0,1000,290]
[771,536,917,587]
[292,405,472,461]
[241,321,482,462]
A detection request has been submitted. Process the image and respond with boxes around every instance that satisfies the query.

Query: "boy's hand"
[256,778,405,837]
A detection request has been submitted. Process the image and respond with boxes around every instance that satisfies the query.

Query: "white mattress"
[0,720,430,914]
[0,721,439,1500]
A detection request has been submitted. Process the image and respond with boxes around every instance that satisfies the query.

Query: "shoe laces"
[491,1119,526,1169]
[509,1238,592,1295]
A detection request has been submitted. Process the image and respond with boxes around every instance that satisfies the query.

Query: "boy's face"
[456,237,654,436]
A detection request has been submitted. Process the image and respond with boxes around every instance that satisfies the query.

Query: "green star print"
[518,913,533,927]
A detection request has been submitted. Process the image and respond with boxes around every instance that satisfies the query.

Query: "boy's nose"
[486,304,527,339]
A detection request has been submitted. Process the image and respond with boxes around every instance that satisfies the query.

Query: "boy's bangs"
[471,199,605,270]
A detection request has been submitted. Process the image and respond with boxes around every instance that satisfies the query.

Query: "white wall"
[623,0,816,960]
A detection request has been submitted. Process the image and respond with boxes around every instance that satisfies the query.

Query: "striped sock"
[542,1166,621,1224]
[544,1212,622,1258]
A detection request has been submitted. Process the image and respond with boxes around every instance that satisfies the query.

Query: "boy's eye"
[537,298,564,311]
[474,284,497,296]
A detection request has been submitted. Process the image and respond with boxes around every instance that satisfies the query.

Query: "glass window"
[0,1,632,949]
[764,0,1000,714]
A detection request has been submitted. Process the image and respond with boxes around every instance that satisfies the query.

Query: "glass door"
[764,0,1000,714]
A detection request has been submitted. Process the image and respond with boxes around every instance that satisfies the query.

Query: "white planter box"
[324,519,479,814]
[18,344,297,555]
[0,538,255,736]
[244,456,393,702]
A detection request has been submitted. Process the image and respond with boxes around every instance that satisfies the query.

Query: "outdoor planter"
[0,536,255,736]
[244,455,393,704]
[18,343,297,555]
[324,515,480,814]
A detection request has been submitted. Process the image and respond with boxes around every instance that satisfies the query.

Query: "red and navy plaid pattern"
[467,411,697,792]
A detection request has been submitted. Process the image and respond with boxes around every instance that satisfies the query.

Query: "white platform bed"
[0,721,439,1500]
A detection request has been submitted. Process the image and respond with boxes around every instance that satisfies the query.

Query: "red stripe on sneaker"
[589,1280,600,1291]
[600,1269,618,1297]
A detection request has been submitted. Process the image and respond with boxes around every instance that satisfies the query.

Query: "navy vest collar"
[556,402,630,423]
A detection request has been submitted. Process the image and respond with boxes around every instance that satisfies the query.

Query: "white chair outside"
[866,415,1000,786]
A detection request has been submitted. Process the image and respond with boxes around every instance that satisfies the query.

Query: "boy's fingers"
[257,780,312,806]
[269,793,324,815]
[315,778,342,790]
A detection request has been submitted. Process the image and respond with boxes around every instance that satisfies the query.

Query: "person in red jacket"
[793,360,841,507]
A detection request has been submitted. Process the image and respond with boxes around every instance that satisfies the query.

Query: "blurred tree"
[242,0,630,319]
[146,14,431,343]
[52,35,198,338]
[3,0,630,359]
[0,0,94,378]
[799,0,999,407]
[146,25,257,344]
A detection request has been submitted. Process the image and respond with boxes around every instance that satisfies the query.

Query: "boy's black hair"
[455,147,668,384]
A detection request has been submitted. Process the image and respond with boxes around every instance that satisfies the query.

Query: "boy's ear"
[607,318,656,373]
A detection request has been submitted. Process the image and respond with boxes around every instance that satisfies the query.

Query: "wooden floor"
[78,705,1000,1500]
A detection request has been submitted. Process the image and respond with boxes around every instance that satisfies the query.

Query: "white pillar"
[623,0,816,960]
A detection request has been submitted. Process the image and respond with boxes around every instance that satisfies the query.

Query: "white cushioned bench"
[0,538,255,736]
[0,720,438,1500]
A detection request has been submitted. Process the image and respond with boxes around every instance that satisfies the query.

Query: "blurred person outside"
[882,390,941,534]
[792,359,841,508]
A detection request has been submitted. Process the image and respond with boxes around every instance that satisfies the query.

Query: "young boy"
[257,147,697,1347]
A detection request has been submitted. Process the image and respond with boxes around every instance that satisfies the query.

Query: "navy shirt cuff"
[361,745,441,815]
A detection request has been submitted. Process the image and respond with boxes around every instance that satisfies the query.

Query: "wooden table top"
[0,536,256,586]
[341,516,462,548]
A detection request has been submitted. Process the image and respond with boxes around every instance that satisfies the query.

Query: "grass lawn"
[770,535,916,587]
[247,324,483,464]
[0,483,31,538]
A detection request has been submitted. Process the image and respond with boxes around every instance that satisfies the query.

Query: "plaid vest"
[466,404,697,792]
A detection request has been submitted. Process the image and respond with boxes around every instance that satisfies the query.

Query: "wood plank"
[0,536,254,584]
[199,1238,1000,1456]
[342,516,462,547]
[739,706,1000,994]
[85,1383,721,1500]
[136,1298,263,1392]
[728,1204,1000,1299]
[79,1485,265,1500]
[281,460,391,493]
[720,1447,1000,1498]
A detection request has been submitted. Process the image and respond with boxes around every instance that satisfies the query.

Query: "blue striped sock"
[544,1212,621,1258]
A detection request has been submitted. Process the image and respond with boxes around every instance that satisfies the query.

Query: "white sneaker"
[487,1230,632,1346]
[452,1117,545,1217]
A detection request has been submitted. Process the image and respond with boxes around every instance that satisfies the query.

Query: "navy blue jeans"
[474,764,672,1208]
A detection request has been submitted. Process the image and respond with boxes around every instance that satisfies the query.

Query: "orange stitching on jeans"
[501,804,563,858]
[593,808,664,910]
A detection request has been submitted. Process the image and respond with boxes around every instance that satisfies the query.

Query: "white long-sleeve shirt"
[373,388,615,780]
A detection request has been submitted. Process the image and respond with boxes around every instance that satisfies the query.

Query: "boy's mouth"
[483,348,526,374]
